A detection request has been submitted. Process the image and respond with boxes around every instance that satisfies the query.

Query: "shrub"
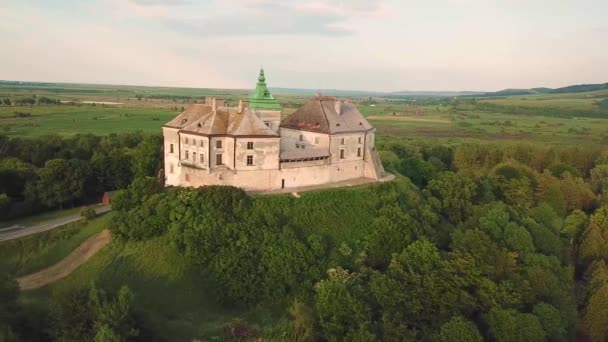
[80,207,97,221]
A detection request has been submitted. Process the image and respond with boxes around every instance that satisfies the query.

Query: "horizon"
[1,0,607,92]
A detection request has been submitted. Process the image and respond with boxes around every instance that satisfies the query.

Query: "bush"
[80,207,97,221]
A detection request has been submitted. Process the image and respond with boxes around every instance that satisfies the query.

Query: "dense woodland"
[2,133,608,341]
[0,133,162,220]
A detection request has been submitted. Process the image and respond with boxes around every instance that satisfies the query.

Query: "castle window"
[358,136,362,144]
[216,154,223,165]
[299,134,303,141]
[340,138,345,145]
[340,149,345,159]
[246,155,254,166]
[170,144,174,153]
[185,137,189,144]
[193,152,197,162]
[200,140,204,147]
[216,140,222,149]
[314,137,320,144]
[247,141,254,150]
[185,150,189,160]
[357,147,362,157]
[200,153,205,163]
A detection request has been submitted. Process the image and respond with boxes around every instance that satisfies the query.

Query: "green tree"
[425,171,476,224]
[562,209,587,241]
[486,308,546,342]
[315,268,370,340]
[533,303,566,340]
[434,316,482,342]
[583,283,608,342]
[36,158,90,208]
[370,240,472,335]
[579,205,608,264]
[94,324,121,342]
[131,135,162,178]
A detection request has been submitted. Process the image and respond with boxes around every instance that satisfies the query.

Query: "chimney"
[335,100,342,115]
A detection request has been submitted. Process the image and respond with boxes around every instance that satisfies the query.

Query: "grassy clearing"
[0,214,110,276]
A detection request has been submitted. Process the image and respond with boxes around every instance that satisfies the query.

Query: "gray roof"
[280,148,330,160]
[280,95,373,134]
[165,104,278,137]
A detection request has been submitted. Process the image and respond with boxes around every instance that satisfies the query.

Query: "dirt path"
[17,229,112,290]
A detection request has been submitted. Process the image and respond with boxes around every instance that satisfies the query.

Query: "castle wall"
[280,128,329,151]
[328,132,366,164]
[172,158,367,191]
[234,138,280,171]
[163,127,181,186]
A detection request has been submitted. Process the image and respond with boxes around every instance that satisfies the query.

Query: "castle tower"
[247,68,282,132]
[247,68,282,111]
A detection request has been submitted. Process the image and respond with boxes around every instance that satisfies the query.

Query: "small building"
[162,69,385,191]
[101,191,117,206]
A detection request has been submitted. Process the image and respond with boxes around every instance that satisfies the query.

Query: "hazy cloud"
[129,0,190,6]
[163,1,357,36]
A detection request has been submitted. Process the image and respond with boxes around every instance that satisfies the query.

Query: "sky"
[0,0,607,92]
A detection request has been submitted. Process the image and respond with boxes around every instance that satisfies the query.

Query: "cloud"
[129,0,190,6]
[163,1,359,36]
[108,0,391,36]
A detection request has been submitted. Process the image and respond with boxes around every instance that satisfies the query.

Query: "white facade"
[163,96,385,191]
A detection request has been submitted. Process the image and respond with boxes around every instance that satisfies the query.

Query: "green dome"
[248,68,282,110]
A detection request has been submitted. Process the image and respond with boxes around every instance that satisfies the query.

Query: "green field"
[0,106,177,137]
[2,82,607,144]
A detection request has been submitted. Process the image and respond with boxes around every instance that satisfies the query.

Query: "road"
[0,206,111,242]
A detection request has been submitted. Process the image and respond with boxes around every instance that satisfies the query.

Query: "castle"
[162,69,385,191]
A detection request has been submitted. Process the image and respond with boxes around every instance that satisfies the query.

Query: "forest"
[2,132,608,341]
[0,133,162,220]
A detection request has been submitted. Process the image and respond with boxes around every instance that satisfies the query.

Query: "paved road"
[0,206,111,242]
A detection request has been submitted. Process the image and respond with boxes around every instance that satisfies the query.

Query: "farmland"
[1,83,608,146]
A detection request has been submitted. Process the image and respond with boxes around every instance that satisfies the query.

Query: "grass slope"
[0,214,110,276]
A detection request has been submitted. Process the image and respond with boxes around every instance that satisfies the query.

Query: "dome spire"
[248,68,282,110]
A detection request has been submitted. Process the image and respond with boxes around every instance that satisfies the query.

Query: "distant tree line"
[0,132,162,220]
[452,99,608,119]
[2,96,63,106]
